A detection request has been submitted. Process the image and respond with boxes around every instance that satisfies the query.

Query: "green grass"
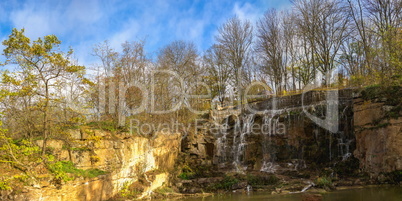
[362,84,402,104]
[47,160,107,182]
[86,121,118,132]
[247,174,279,186]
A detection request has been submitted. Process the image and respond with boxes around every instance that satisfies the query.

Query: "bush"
[120,181,141,198]
[208,176,239,191]
[0,134,42,173]
[334,157,360,177]
[315,176,333,190]
[362,84,402,104]
[178,165,195,180]
[385,170,402,184]
[0,179,11,190]
[178,172,195,180]
[362,84,382,100]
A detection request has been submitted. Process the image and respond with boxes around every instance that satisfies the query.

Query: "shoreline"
[144,184,399,201]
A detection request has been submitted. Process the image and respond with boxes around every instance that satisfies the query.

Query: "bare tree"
[158,40,200,85]
[282,11,299,91]
[216,16,253,107]
[257,9,286,94]
[116,40,148,84]
[293,0,320,85]
[293,0,349,86]
[346,0,375,78]
[204,44,232,106]
[92,40,118,76]
[154,41,201,123]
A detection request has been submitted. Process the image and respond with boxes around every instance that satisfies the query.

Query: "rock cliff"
[183,87,402,182]
[353,86,402,176]
[3,131,181,201]
[3,86,402,200]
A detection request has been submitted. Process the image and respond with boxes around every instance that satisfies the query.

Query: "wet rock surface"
[179,87,401,195]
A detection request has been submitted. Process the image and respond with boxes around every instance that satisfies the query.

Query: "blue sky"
[0,0,291,66]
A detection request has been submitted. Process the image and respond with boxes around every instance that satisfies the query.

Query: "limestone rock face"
[17,131,181,201]
[353,98,402,174]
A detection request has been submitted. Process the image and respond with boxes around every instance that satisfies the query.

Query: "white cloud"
[1,0,293,67]
[9,0,107,42]
[4,0,112,67]
[232,2,264,26]
[109,20,140,51]
[66,0,102,24]
[10,6,53,40]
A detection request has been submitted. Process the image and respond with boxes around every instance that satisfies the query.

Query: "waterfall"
[216,117,231,164]
[216,137,225,162]
[232,113,255,172]
[339,106,353,161]
[246,185,253,193]
[260,110,279,173]
[338,137,353,161]
[212,89,354,172]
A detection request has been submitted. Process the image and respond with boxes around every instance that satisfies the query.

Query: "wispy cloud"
[0,0,291,67]
[233,2,263,24]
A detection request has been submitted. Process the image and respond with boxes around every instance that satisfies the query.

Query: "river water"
[173,186,402,201]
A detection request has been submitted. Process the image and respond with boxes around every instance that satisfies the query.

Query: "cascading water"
[338,105,354,161]
[338,138,353,161]
[232,113,255,172]
[260,110,279,173]
[246,185,253,193]
[216,117,231,164]
[213,89,355,172]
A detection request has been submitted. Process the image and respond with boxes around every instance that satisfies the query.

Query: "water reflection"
[165,186,402,201]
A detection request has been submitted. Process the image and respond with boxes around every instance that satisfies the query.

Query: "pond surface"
[173,186,402,201]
